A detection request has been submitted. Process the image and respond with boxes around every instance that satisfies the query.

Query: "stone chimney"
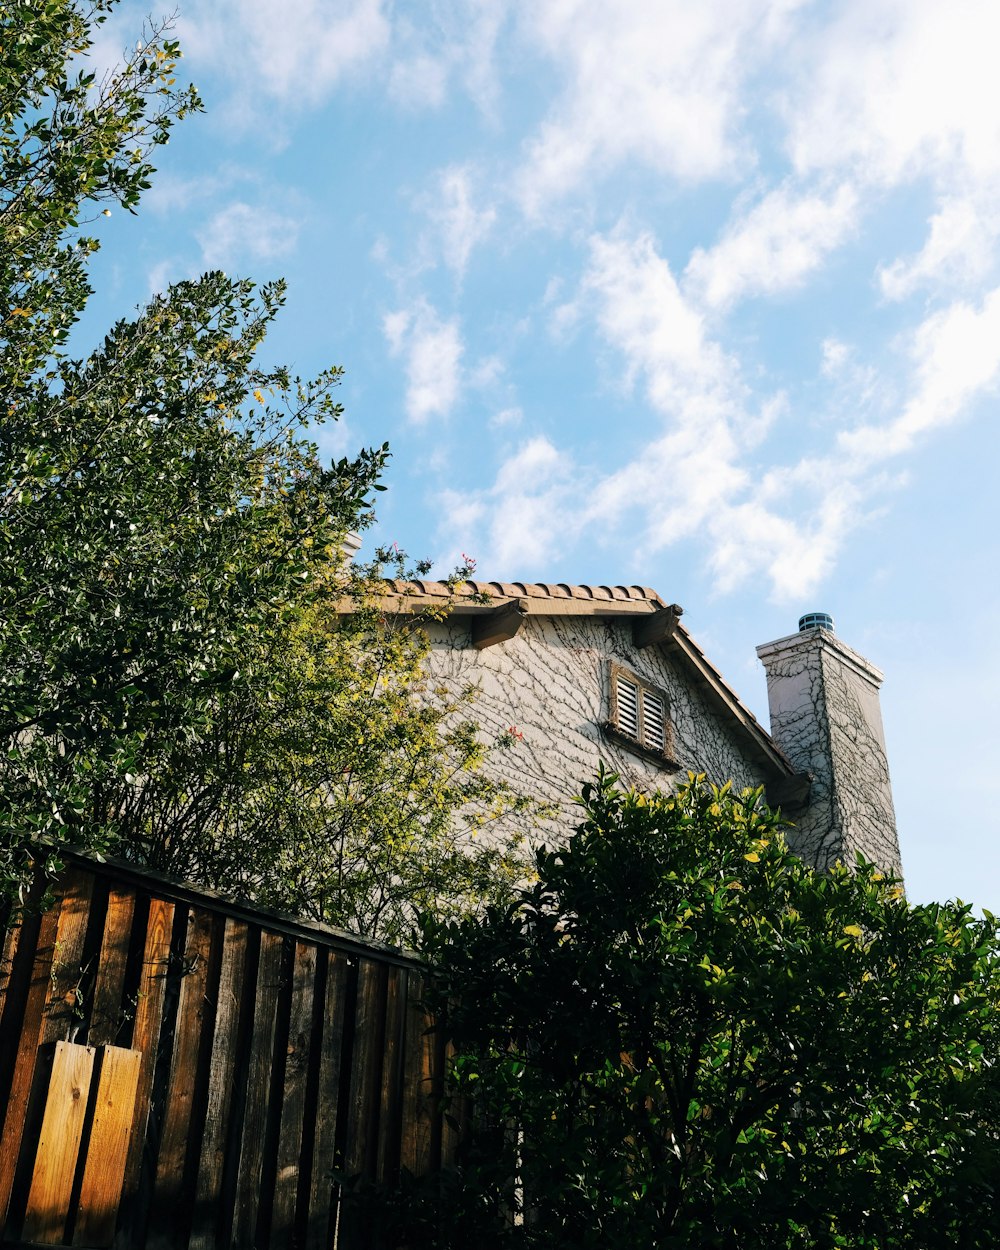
[756,614,902,879]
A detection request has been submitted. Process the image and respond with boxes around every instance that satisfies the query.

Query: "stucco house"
[380,579,903,880]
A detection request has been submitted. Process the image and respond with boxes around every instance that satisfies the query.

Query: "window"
[606,662,677,765]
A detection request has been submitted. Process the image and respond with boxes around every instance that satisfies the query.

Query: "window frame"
[604,660,679,769]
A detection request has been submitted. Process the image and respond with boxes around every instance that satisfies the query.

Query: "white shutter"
[641,691,665,752]
[616,677,639,739]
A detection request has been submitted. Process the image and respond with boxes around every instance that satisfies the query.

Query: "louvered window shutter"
[642,691,665,752]
[616,677,639,739]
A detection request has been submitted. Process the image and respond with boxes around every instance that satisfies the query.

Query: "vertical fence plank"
[376,965,405,1184]
[232,930,285,1249]
[41,870,96,1047]
[188,917,249,1250]
[0,872,82,1232]
[88,889,136,1047]
[270,941,317,1247]
[343,959,387,1180]
[116,894,175,1246]
[21,1041,97,1246]
[0,918,23,1028]
[398,973,436,1178]
[72,1045,142,1247]
[305,951,349,1250]
[146,907,215,1250]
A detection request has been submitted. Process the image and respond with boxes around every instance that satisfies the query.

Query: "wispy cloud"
[686,182,859,311]
[514,0,795,217]
[878,197,1000,300]
[387,1,509,116]
[440,435,576,572]
[196,202,300,271]
[786,1,1000,187]
[180,0,390,112]
[384,299,464,423]
[419,165,497,278]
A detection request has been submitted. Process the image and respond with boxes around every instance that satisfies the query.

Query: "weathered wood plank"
[22,1041,97,1245]
[440,1039,460,1169]
[188,917,249,1250]
[343,958,387,1180]
[270,940,317,1248]
[72,1045,142,1247]
[0,919,23,1031]
[146,906,215,1250]
[398,973,436,1177]
[304,951,348,1250]
[231,930,285,1249]
[376,965,405,1184]
[116,894,175,1237]
[0,874,75,1230]
[88,888,136,1048]
[40,869,96,1046]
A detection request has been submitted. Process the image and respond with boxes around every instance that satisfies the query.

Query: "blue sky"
[82,0,1000,909]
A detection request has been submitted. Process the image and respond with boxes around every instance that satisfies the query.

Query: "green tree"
[0,1,539,935]
[116,549,538,946]
[404,773,1000,1249]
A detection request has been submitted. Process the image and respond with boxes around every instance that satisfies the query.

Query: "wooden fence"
[0,853,458,1249]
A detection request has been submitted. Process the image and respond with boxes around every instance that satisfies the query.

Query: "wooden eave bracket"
[471,598,529,649]
[633,603,684,649]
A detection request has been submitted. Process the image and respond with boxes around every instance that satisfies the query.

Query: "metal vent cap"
[799,611,834,633]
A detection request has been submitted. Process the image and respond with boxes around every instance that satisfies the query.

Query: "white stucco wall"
[756,629,902,878]
[422,614,773,843]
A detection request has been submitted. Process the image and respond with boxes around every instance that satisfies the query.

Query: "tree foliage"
[0,1,537,938]
[402,773,1000,1249]
[119,550,538,946]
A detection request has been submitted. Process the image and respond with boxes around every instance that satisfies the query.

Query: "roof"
[380,579,670,613]
[374,580,796,781]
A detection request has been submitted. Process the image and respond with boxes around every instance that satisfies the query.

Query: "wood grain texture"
[22,1041,97,1245]
[231,930,285,1249]
[188,917,249,1250]
[147,906,214,1250]
[270,940,317,1248]
[376,965,405,1184]
[117,894,175,1236]
[41,869,96,1047]
[72,1045,142,1247]
[88,889,136,1047]
[398,973,436,1177]
[0,881,66,1230]
[305,951,348,1250]
[343,958,387,1179]
[0,919,23,1031]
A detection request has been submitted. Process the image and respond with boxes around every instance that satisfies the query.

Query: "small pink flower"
[507,725,524,741]
[462,551,477,571]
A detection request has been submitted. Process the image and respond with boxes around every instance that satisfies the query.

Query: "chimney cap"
[799,611,834,633]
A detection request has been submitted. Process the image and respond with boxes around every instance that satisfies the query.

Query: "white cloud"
[686,182,859,310]
[196,202,300,270]
[388,1,509,115]
[420,166,497,277]
[514,0,799,216]
[489,406,523,429]
[388,55,448,108]
[440,436,576,572]
[383,300,464,423]
[879,197,1000,300]
[180,0,390,109]
[840,287,1000,462]
[787,0,1000,187]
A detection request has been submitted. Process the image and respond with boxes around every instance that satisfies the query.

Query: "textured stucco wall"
[422,614,772,843]
[756,630,902,878]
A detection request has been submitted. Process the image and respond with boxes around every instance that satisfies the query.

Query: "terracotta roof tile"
[381,579,666,606]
